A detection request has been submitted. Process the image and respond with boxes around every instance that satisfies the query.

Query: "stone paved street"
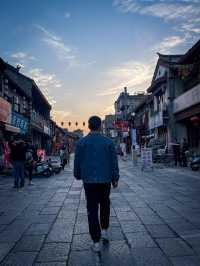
[0,159,200,265]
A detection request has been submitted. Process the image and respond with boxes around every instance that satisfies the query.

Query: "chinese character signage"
[11,112,28,134]
[113,120,129,131]
[0,97,11,123]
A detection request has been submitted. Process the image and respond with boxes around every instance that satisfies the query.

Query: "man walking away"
[25,141,37,185]
[74,116,119,253]
[10,138,27,189]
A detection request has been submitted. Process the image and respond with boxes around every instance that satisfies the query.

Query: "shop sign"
[110,130,118,138]
[113,120,129,131]
[11,112,28,134]
[141,148,153,170]
[149,111,163,129]
[174,83,200,114]
[31,111,44,131]
[0,97,11,123]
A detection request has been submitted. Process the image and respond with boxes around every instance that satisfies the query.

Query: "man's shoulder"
[77,134,113,145]
[76,136,87,146]
[100,135,113,144]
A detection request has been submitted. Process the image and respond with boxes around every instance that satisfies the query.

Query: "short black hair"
[88,116,101,131]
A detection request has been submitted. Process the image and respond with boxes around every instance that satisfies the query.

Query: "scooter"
[47,158,62,174]
[190,156,200,171]
[34,161,53,177]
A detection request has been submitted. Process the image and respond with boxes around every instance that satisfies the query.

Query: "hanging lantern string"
[60,121,86,127]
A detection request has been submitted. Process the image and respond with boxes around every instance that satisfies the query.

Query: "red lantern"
[75,122,78,127]
[83,122,85,126]
[190,116,200,126]
[68,122,71,127]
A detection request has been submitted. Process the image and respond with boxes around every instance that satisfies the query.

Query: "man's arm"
[73,143,81,180]
[110,142,119,186]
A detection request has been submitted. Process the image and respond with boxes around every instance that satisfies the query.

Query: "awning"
[175,104,200,121]
[5,124,20,133]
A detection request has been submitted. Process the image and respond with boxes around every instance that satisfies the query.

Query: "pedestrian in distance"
[181,138,189,167]
[120,141,127,161]
[74,116,119,253]
[131,144,138,166]
[10,137,27,189]
[172,138,181,167]
[25,141,37,185]
[60,146,69,170]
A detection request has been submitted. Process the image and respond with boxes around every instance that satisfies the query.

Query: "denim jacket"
[74,132,119,183]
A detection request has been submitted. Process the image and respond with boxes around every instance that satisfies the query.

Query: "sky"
[0,0,200,131]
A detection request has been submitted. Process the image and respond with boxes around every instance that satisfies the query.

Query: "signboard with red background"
[113,120,129,131]
[0,97,11,123]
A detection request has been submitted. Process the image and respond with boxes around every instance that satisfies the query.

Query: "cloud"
[64,12,71,19]
[35,24,78,67]
[97,60,153,96]
[113,0,200,36]
[51,110,71,124]
[34,24,61,42]
[11,52,36,61]
[154,35,186,54]
[113,0,199,20]
[102,105,115,115]
[28,68,63,105]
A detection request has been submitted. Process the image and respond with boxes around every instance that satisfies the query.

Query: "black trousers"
[25,165,33,181]
[84,182,111,243]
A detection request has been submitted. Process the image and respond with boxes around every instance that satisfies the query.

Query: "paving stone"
[68,250,101,266]
[0,229,24,243]
[34,262,66,266]
[40,207,61,215]
[168,221,197,234]
[0,225,6,233]
[131,247,172,266]
[25,223,52,235]
[58,210,76,221]
[1,251,37,266]
[126,231,157,248]
[102,240,134,266]
[72,234,92,251]
[109,226,125,241]
[109,216,120,227]
[46,223,73,242]
[116,211,138,221]
[120,220,147,233]
[146,225,176,238]
[170,256,200,266]
[35,215,56,224]
[14,235,45,252]
[74,222,89,234]
[46,201,64,207]
[157,238,195,257]
[37,243,70,262]
[0,243,14,263]
[139,214,165,225]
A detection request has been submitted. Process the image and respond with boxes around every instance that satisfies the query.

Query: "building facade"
[0,58,52,157]
[147,54,182,146]
[173,40,200,151]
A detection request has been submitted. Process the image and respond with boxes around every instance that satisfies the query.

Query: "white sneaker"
[29,181,34,185]
[91,242,101,253]
[101,229,109,242]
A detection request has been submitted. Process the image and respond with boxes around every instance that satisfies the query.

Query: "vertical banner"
[131,129,136,145]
